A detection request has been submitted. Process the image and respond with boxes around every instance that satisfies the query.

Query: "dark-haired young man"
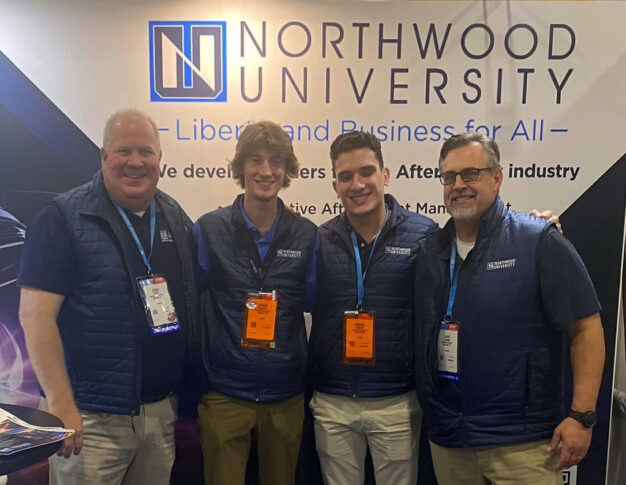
[309,131,438,485]
[194,121,318,485]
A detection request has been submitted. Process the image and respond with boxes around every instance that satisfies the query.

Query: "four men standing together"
[17,109,604,485]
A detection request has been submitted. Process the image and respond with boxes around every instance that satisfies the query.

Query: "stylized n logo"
[149,21,227,102]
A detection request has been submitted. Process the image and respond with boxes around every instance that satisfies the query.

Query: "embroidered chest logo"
[486,259,516,270]
[276,249,302,259]
[385,246,411,256]
[160,229,174,243]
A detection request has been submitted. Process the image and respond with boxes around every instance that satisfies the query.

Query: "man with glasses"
[414,132,605,484]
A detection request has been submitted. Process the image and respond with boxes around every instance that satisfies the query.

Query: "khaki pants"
[44,396,177,485]
[197,391,304,485]
[311,391,421,485]
[430,438,562,485]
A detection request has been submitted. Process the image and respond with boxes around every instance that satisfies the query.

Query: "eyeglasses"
[438,167,495,185]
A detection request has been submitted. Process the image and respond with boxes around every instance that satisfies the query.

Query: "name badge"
[438,321,459,381]
[242,291,278,349]
[343,310,375,366]
[137,275,181,335]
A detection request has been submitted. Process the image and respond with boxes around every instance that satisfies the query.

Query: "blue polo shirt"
[239,197,281,261]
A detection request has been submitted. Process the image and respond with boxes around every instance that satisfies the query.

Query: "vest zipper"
[248,215,291,402]
[351,222,393,397]
[524,352,531,417]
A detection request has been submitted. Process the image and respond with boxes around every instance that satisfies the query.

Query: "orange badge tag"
[242,291,278,349]
[343,311,375,366]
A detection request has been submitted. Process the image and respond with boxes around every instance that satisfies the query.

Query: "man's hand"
[548,416,592,470]
[19,288,84,458]
[529,209,563,234]
[285,205,301,217]
[50,402,84,458]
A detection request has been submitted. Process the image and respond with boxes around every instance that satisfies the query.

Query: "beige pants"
[44,396,177,485]
[430,438,562,485]
[197,391,304,485]
[311,391,421,485]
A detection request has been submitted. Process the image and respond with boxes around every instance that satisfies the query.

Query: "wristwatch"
[569,410,598,428]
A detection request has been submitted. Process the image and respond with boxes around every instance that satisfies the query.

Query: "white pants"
[44,396,177,485]
[310,390,421,485]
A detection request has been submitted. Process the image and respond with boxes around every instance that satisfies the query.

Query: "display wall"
[0,1,624,484]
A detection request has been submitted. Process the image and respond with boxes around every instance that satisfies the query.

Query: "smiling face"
[442,142,502,222]
[332,147,390,220]
[101,114,161,212]
[242,148,286,203]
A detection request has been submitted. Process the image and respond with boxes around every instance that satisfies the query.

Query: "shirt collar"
[238,197,281,241]
[123,199,161,223]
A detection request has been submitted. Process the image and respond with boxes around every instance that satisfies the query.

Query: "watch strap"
[569,409,597,428]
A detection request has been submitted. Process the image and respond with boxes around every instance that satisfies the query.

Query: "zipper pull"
[249,259,263,282]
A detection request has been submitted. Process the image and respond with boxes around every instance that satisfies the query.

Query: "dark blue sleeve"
[303,231,319,313]
[192,220,210,291]
[17,202,75,295]
[538,226,601,330]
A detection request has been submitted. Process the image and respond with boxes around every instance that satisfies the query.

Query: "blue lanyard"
[350,208,388,309]
[115,200,156,275]
[445,238,460,319]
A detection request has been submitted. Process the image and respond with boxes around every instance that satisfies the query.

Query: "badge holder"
[242,291,278,349]
[343,310,376,366]
[137,275,181,335]
[438,320,460,381]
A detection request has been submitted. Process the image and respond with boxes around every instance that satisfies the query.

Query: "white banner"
[0,0,624,224]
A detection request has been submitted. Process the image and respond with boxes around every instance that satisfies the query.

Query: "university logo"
[276,249,302,259]
[486,259,516,271]
[385,246,411,256]
[149,21,227,102]
[159,229,173,243]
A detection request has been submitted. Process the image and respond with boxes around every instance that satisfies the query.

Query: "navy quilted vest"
[310,194,438,398]
[414,197,564,447]
[47,172,198,414]
[197,195,317,402]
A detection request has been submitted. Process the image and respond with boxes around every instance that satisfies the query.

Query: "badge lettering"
[486,259,516,270]
[385,246,411,256]
[276,249,302,258]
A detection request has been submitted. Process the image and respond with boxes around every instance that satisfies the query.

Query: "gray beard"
[447,204,478,221]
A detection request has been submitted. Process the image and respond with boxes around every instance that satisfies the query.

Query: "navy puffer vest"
[44,172,198,414]
[310,194,438,398]
[414,197,564,447]
[197,195,317,402]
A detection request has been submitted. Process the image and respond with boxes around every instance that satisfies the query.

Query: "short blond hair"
[103,109,160,150]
